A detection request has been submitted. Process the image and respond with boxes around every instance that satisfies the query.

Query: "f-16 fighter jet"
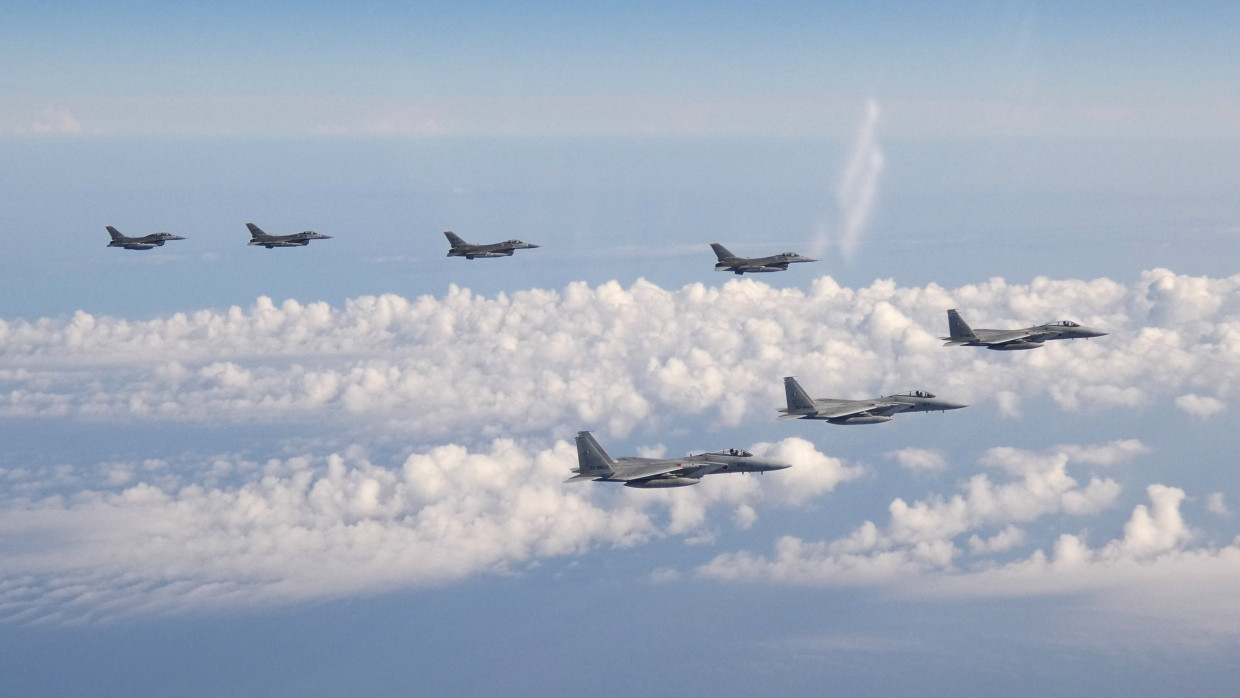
[778,376,967,425]
[710,243,816,274]
[105,226,185,250]
[942,308,1107,350]
[444,231,539,259]
[565,431,791,488]
[246,223,332,248]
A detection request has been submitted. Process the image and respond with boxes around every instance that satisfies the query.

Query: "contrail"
[830,99,884,261]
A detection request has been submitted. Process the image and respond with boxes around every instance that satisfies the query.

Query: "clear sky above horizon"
[3,3,1240,697]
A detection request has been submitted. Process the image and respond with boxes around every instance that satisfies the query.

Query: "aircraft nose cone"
[943,402,969,411]
[527,244,540,248]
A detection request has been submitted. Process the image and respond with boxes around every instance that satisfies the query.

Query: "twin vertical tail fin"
[945,309,977,342]
[569,431,616,481]
[106,226,123,241]
[444,231,466,247]
[782,376,816,416]
[245,223,266,239]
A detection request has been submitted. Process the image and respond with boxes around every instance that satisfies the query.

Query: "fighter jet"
[246,222,332,248]
[105,226,185,250]
[710,243,816,274]
[778,376,967,424]
[444,231,539,259]
[942,308,1107,350]
[565,431,791,488]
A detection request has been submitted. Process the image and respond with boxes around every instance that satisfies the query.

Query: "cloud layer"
[696,441,1240,635]
[3,270,1240,628]
[2,269,1239,437]
[698,441,1136,585]
[0,437,859,623]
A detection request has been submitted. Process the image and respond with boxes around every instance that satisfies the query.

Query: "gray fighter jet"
[444,231,539,259]
[246,222,332,248]
[942,308,1107,350]
[778,376,967,424]
[710,243,816,274]
[566,431,791,488]
[105,226,185,250]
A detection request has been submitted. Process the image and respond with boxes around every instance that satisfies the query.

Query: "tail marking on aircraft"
[783,376,817,413]
[945,309,978,342]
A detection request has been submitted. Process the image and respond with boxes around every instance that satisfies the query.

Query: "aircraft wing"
[675,462,727,479]
[976,329,1039,346]
[624,461,725,485]
[869,401,916,416]
[611,458,688,482]
[808,400,883,419]
[1021,330,1064,343]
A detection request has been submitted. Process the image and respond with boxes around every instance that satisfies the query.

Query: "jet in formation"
[710,243,816,274]
[566,431,791,488]
[942,308,1107,350]
[106,226,185,250]
[444,231,539,259]
[778,376,967,424]
[246,223,332,248]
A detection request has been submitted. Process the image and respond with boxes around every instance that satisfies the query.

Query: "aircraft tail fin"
[573,431,616,477]
[783,376,817,413]
[246,223,266,239]
[106,226,123,241]
[945,309,977,342]
[709,243,736,261]
[444,231,467,247]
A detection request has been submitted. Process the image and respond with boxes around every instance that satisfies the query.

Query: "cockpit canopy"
[1049,320,1081,327]
[506,239,523,245]
[897,390,936,398]
[708,448,752,458]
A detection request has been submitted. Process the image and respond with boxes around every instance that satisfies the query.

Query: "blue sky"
[3,3,1240,696]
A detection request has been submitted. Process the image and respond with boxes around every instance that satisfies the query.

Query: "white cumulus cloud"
[886,447,948,472]
[0,437,858,623]
[696,441,1132,586]
[1175,393,1226,419]
[1,270,1239,438]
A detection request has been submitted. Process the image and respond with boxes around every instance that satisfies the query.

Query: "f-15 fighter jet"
[105,226,185,250]
[565,431,791,488]
[942,308,1107,350]
[710,243,816,274]
[778,376,967,424]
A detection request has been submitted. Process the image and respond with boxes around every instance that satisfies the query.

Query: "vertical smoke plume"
[829,99,884,261]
